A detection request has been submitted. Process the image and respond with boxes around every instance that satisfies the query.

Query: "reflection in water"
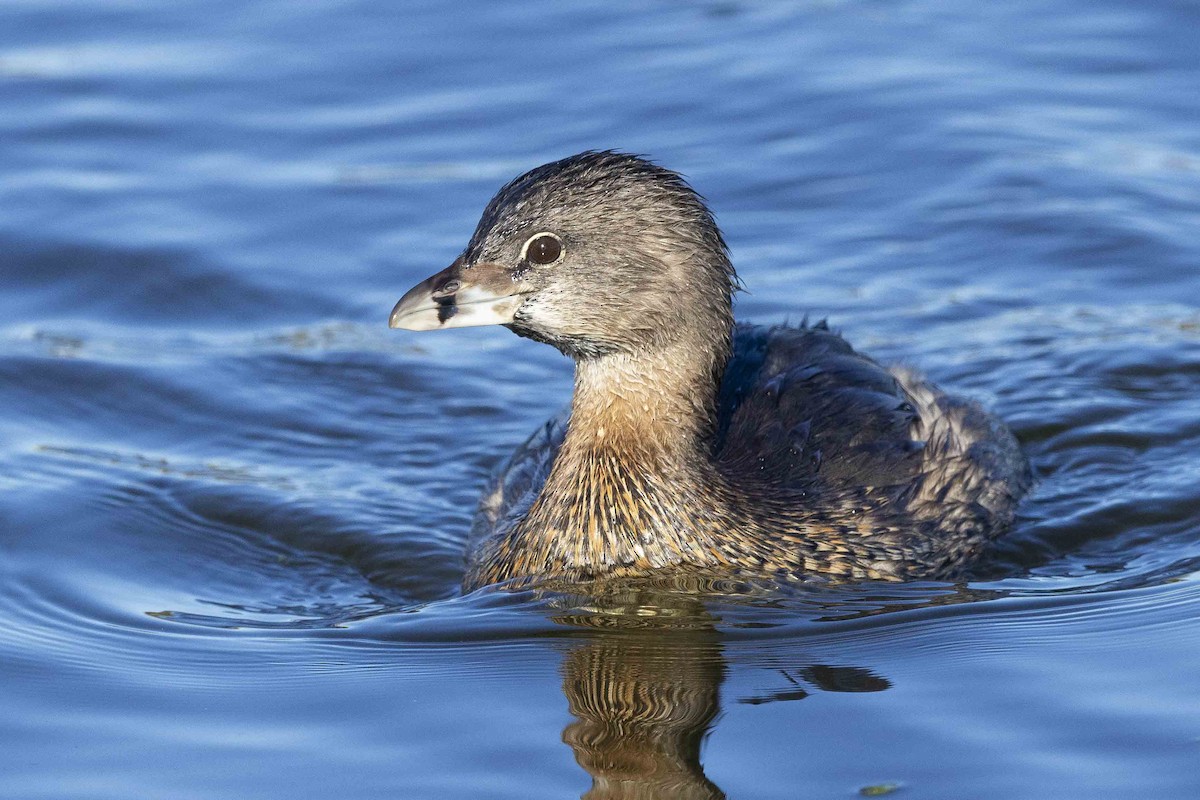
[738,664,890,706]
[553,591,891,799]
[562,624,725,799]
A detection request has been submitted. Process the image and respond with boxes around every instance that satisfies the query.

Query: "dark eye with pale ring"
[526,234,562,265]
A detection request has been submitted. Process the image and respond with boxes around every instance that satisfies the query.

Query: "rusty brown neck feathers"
[469,324,746,587]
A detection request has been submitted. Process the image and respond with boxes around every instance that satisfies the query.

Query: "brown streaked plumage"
[390,151,1032,592]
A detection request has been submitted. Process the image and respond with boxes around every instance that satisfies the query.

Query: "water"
[2,0,1198,797]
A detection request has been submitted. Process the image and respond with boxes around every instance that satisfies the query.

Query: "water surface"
[2,1,1199,798]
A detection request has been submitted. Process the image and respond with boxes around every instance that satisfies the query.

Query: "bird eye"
[524,233,563,265]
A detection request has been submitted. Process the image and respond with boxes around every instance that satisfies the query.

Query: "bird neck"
[566,333,729,462]
[487,331,736,582]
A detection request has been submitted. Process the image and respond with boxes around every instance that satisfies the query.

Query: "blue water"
[2,1,1199,797]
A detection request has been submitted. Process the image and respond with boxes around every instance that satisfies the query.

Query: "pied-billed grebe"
[390,151,1031,591]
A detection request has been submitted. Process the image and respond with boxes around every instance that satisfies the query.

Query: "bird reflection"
[551,586,893,800]
[558,598,725,800]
